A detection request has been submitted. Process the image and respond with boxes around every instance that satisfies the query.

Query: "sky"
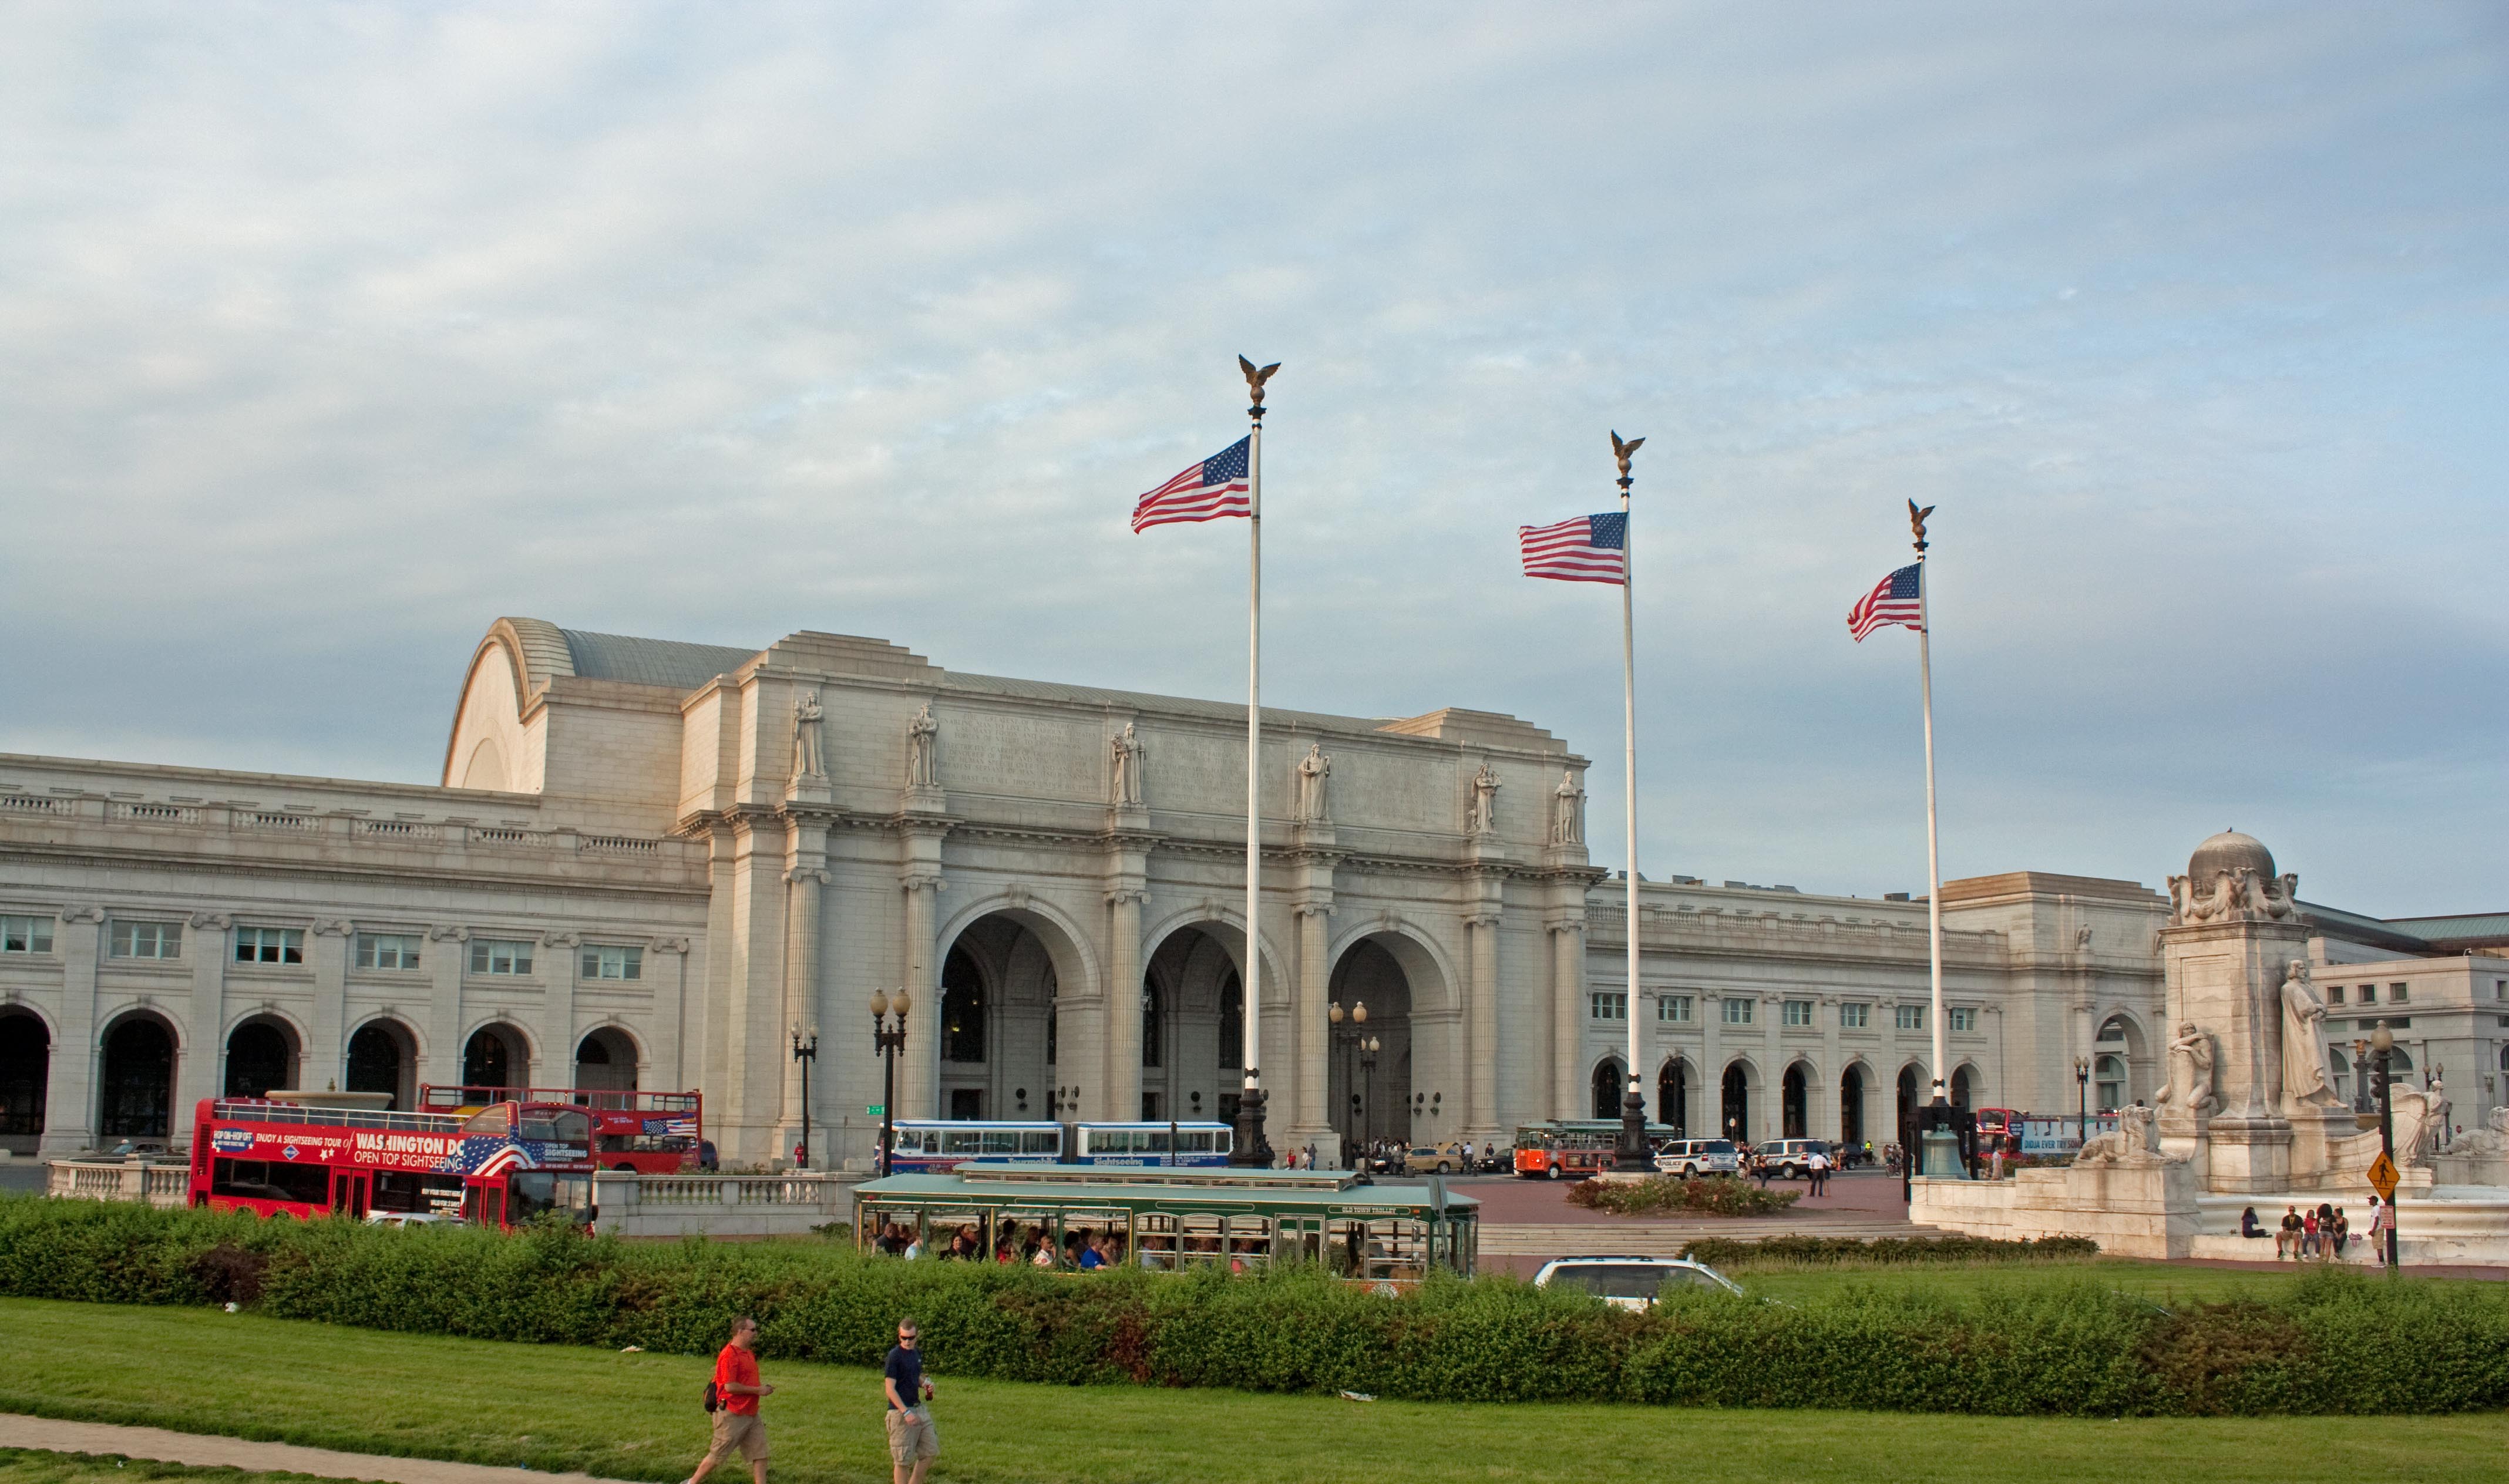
[2,4,2503,916]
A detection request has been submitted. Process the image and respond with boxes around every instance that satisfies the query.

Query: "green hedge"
[1679,1234,2101,1267]
[2,1197,2504,1416]
[1566,1176,1799,1216]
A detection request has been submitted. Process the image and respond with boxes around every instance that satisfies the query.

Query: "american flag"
[1130,438,1251,531]
[1518,512,1626,584]
[664,1118,699,1138]
[1849,563,1924,641]
[438,1136,540,1177]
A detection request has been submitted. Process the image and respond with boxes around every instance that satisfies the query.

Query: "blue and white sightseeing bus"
[882,1119,1235,1173]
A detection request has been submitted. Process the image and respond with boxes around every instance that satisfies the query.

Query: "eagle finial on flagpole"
[1239,355,1280,419]
[1908,499,1936,555]
[1610,430,1644,488]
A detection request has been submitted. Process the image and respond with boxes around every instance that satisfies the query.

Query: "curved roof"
[558,629,759,691]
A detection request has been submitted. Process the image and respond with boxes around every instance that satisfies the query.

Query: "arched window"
[1722,1064,1750,1141]
[1141,974,1163,1068]
[941,947,986,1064]
[224,1019,294,1099]
[1217,972,1243,1069]
[1,1011,52,1139]
[101,1017,174,1138]
[345,1021,411,1110]
[2330,1048,2352,1106]
[1592,1058,1624,1120]
[2094,1054,2127,1111]
[1657,1059,1687,1136]
[463,1025,519,1090]
[1949,1065,1974,1109]
[1839,1065,1865,1147]
[575,1028,638,1092]
[1781,1064,1809,1138]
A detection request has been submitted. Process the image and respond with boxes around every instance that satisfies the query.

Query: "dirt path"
[0,1416,643,1484]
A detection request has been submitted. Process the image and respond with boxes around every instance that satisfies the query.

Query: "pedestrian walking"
[1805,1146,1830,1196]
[686,1316,774,1484]
[882,1318,939,1484]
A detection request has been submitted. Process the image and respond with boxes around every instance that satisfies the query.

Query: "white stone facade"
[10,617,2488,1167]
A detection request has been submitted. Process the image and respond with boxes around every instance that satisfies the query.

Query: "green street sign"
[866,1105,884,1117]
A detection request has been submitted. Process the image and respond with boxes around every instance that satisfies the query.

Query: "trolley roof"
[856,1162,1479,1215]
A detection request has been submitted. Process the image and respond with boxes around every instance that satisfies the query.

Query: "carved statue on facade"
[1294,742,1331,823]
[2076,1103,2161,1165]
[792,691,827,780]
[906,703,940,789]
[2278,960,2338,1107]
[1111,722,1145,806]
[2167,867,2302,927]
[2154,1021,2217,1116]
[1467,762,1501,836]
[1552,769,1585,845]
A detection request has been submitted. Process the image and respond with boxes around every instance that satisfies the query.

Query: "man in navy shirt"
[882,1318,937,1484]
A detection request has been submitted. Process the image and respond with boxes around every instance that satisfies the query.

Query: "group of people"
[2242,1197,2391,1260]
[870,1217,1126,1269]
[687,1314,940,1484]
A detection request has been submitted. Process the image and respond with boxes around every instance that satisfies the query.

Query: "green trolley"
[855,1163,1479,1281]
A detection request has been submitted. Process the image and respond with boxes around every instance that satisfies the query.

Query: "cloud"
[1,2,2503,915]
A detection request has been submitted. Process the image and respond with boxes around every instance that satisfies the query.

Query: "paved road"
[0,1161,45,1196]
[0,1415,641,1484]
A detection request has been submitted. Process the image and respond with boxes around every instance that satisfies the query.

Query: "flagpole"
[1612,432,1650,1172]
[1909,503,1958,1178]
[1232,356,1276,1167]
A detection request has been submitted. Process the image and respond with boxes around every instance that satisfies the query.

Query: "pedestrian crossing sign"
[2366,1151,2399,1201]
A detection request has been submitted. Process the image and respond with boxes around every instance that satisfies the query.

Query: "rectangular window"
[2361,1017,2410,1031]
[234,927,304,965]
[1839,1002,1870,1029]
[1949,1007,1977,1032]
[2358,985,2376,1003]
[2389,983,2408,1004]
[1656,994,1693,1024]
[580,944,643,981]
[0,916,53,954]
[355,933,422,970]
[110,921,183,960]
[1589,991,1626,1021]
[1895,1004,1925,1031]
[468,938,534,975]
[1782,1000,1814,1028]
[2328,985,2345,1005]
[1720,998,1753,1026]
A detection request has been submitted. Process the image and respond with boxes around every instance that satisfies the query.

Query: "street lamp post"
[1328,999,1370,1167]
[869,988,911,1179]
[789,1024,819,1170]
[2373,1020,2399,1271]
[2073,1056,2090,1148]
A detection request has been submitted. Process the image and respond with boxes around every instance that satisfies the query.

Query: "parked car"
[106,1139,171,1160]
[363,1211,451,1228]
[1651,1138,1740,1178]
[1755,1138,1832,1180]
[1532,1257,1746,1310]
[1402,1141,1472,1175]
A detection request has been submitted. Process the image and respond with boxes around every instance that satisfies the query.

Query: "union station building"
[3,618,2502,1164]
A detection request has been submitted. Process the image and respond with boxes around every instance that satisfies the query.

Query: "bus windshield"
[508,1172,594,1225]
[516,1108,593,1146]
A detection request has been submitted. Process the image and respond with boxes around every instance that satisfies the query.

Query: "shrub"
[1679,1234,2100,1267]
[1565,1176,1799,1217]
[2,1196,2502,1417]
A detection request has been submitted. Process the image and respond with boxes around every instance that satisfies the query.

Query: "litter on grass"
[1340,1391,1375,1403]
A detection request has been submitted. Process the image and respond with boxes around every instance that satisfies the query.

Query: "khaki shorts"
[704,1409,769,1464]
[884,1405,939,1466]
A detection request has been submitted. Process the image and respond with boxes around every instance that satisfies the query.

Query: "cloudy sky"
[3,4,2502,916]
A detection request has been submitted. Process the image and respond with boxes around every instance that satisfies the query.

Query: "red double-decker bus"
[420,1084,703,1174]
[187,1093,597,1229]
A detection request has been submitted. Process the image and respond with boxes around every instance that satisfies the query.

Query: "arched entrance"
[1590,1058,1623,1121]
[1839,1064,1866,1148]
[933,913,1062,1123]
[1950,1064,1975,1109]
[223,1017,298,1099]
[1721,1062,1750,1142]
[1329,938,1417,1155]
[345,1018,417,1110]
[1781,1064,1809,1139]
[100,1015,176,1139]
[1896,1064,1921,1150]
[463,1023,527,1091]
[575,1028,638,1092]
[2092,1014,2146,1111]
[1657,1058,1689,1136]
[0,1009,49,1152]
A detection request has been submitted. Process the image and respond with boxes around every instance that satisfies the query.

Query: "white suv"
[1533,1257,1745,1310]
[1757,1138,1832,1180]
[1652,1138,1740,1178]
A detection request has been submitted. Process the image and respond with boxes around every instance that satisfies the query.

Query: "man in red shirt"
[687,1316,775,1484]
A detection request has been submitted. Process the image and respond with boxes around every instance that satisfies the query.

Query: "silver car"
[1532,1257,1746,1310]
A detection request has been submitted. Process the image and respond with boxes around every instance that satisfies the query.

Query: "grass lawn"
[0,1451,331,1484]
[3,1298,2504,1484]
[1718,1256,2429,1305]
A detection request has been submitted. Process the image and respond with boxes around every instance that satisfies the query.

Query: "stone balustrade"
[591,1170,863,1239]
[46,1158,191,1209]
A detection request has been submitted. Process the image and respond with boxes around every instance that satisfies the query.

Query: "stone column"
[649,938,693,1088]
[1819,994,1843,1142]
[1292,898,1333,1146]
[1549,917,1585,1120]
[41,907,105,1155]
[2164,917,2306,1193]
[1102,888,1146,1123]
[176,914,231,1123]
[782,857,830,1160]
[1761,995,1782,1142]
[424,927,469,1089]
[1463,907,1502,1144]
[307,920,354,1092]
[1701,998,1724,1137]
[539,930,581,1089]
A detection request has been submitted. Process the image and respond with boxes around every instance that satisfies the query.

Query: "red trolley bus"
[1511,1119,1680,1180]
[420,1084,704,1173]
[187,1092,596,1229]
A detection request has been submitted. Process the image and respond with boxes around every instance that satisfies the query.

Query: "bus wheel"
[1546,1163,1563,1180]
